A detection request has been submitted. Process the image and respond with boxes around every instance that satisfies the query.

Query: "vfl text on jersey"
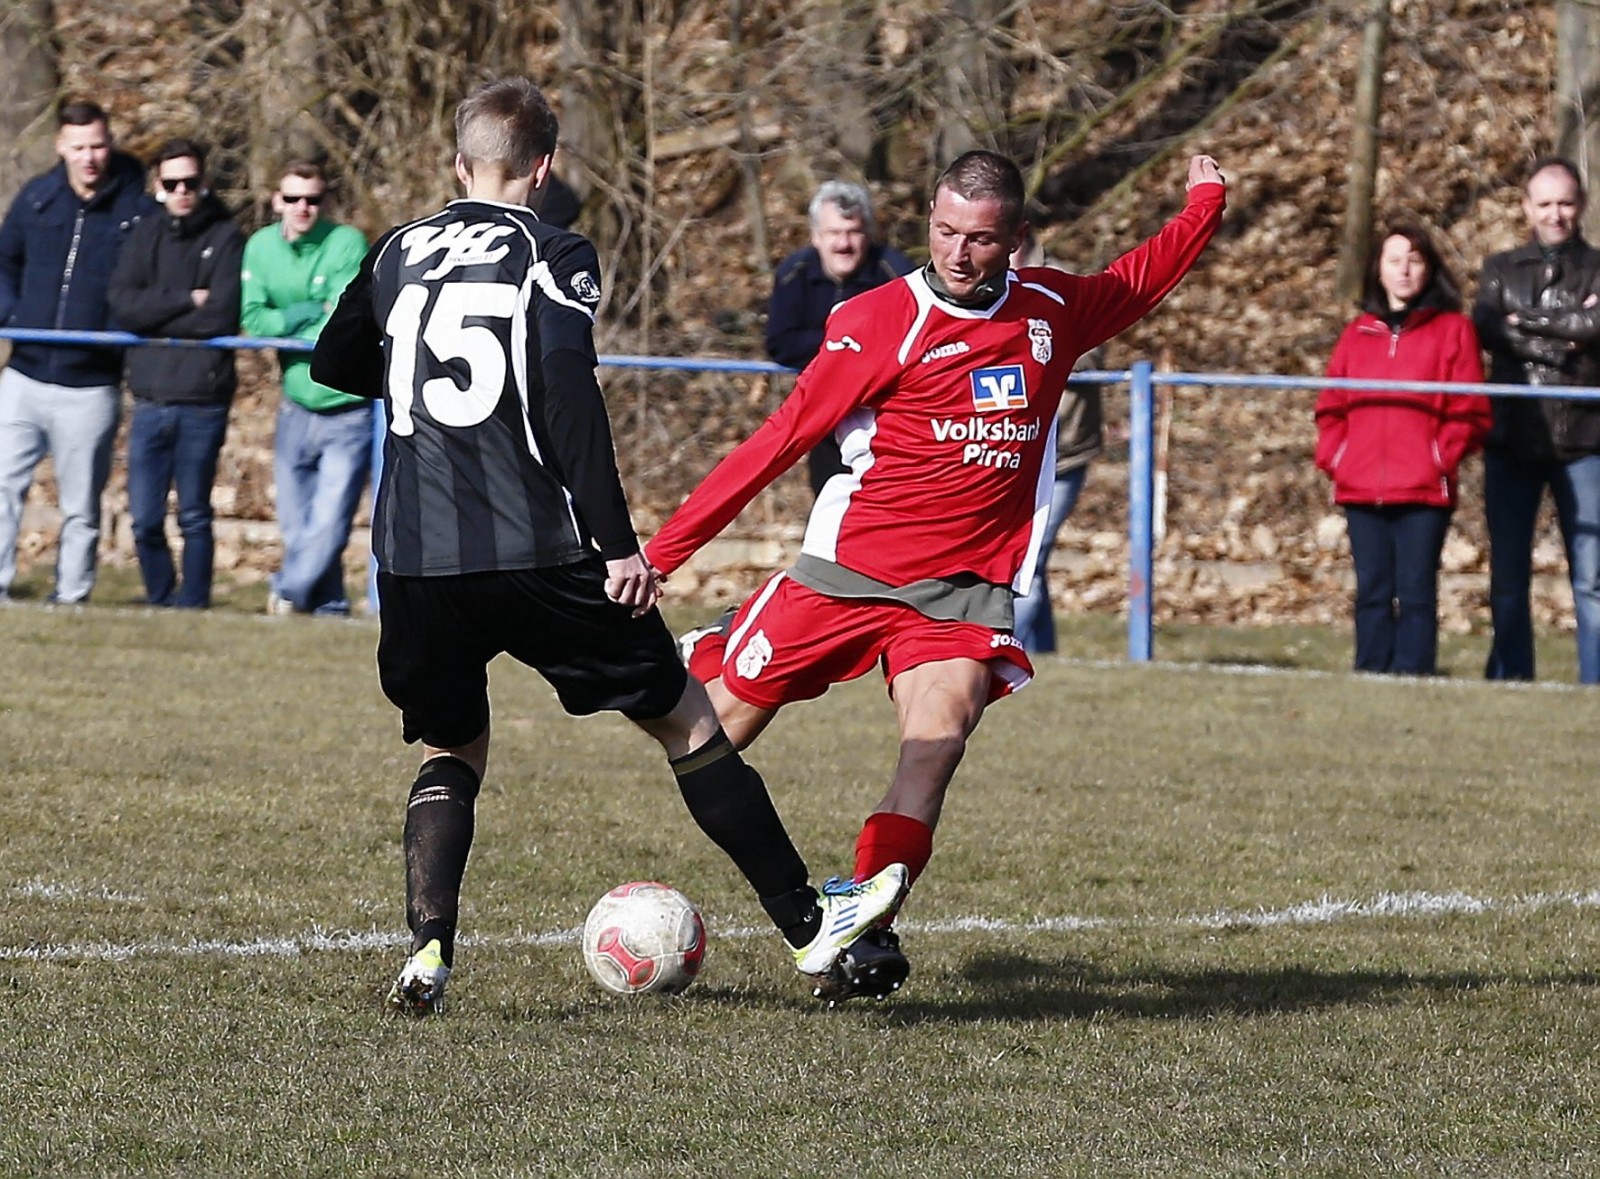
[399,221,515,280]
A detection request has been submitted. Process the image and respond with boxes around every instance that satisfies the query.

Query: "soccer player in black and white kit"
[311,77,906,1015]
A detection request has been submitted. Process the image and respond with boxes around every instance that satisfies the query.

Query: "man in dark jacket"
[0,100,154,604]
[765,180,914,496]
[1474,156,1600,684]
[107,139,245,608]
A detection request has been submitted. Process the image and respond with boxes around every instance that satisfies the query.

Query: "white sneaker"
[386,939,450,1016]
[266,592,296,617]
[791,863,909,976]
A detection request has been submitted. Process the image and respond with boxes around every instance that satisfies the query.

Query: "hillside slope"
[29,0,1566,629]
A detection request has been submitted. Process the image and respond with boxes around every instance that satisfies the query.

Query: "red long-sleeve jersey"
[647,184,1225,595]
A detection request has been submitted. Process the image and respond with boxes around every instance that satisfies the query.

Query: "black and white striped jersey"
[313,198,637,577]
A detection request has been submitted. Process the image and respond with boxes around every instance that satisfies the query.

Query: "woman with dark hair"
[1315,224,1492,674]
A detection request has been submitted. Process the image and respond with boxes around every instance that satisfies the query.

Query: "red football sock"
[853,811,934,886]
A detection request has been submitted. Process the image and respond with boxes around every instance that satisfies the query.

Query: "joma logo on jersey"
[970,365,1028,412]
[921,341,970,365]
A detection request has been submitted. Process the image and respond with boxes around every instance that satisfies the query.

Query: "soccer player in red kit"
[647,150,1226,1003]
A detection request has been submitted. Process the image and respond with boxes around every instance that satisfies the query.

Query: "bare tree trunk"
[730,0,771,274]
[557,0,663,339]
[244,0,324,203]
[804,0,880,172]
[558,0,606,209]
[1557,0,1600,240]
[1336,0,1389,303]
[0,0,59,203]
[935,0,1015,165]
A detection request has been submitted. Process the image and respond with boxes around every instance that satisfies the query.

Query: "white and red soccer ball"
[581,881,705,996]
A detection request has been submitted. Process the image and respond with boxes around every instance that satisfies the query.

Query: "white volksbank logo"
[970,363,1028,412]
[824,335,862,353]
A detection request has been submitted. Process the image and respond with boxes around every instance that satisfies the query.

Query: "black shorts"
[376,563,689,748]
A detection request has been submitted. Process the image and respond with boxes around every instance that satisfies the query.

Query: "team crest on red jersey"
[970,364,1028,412]
[1028,318,1053,363]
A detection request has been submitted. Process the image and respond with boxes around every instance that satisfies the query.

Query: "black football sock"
[670,730,818,946]
[759,885,824,951]
[402,755,481,969]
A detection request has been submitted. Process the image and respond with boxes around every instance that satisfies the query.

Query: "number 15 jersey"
[314,198,636,578]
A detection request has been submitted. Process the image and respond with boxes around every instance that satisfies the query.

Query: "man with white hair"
[766,180,914,495]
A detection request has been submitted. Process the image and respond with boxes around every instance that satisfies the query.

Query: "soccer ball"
[581,881,706,996]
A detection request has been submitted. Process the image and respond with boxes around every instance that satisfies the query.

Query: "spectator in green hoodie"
[241,160,370,615]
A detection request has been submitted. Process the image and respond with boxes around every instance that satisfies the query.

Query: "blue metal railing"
[1093,367,1600,662]
[7,327,1599,660]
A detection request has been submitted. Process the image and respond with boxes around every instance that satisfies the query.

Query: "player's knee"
[409,755,482,810]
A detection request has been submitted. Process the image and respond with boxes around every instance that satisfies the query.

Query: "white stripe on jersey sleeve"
[801,408,878,563]
[897,273,938,365]
[504,217,587,542]
[1013,417,1060,596]
[1020,279,1066,306]
[530,256,597,322]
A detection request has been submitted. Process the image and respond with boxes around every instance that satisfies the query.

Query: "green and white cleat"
[386,938,450,1017]
[791,863,909,977]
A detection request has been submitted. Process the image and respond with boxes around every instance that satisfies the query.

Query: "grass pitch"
[3,593,1599,1176]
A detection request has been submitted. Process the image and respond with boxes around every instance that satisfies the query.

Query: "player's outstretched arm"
[646,294,903,578]
[1052,155,1227,351]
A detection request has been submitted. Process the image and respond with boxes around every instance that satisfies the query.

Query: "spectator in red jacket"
[1315,224,1491,675]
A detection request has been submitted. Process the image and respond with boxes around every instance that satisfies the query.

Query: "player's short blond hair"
[456,77,559,180]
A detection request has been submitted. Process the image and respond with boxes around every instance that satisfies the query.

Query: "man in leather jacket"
[1474,156,1600,684]
[107,139,244,608]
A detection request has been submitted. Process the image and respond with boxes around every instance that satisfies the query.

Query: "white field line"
[5,888,1600,964]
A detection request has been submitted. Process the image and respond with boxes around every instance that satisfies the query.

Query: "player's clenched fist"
[606,553,661,616]
[1186,155,1225,191]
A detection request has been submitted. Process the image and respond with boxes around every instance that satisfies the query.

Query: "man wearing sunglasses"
[241,160,370,616]
[0,99,154,605]
[107,139,244,609]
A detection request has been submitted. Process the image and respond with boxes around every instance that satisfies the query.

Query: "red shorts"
[683,572,1034,710]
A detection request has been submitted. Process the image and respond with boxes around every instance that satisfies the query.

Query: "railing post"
[1128,360,1155,663]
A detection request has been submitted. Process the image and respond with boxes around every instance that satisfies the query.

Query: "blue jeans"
[1012,466,1089,654]
[1343,503,1451,675]
[0,367,119,603]
[272,399,372,615]
[1484,448,1600,684]
[127,400,230,607]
